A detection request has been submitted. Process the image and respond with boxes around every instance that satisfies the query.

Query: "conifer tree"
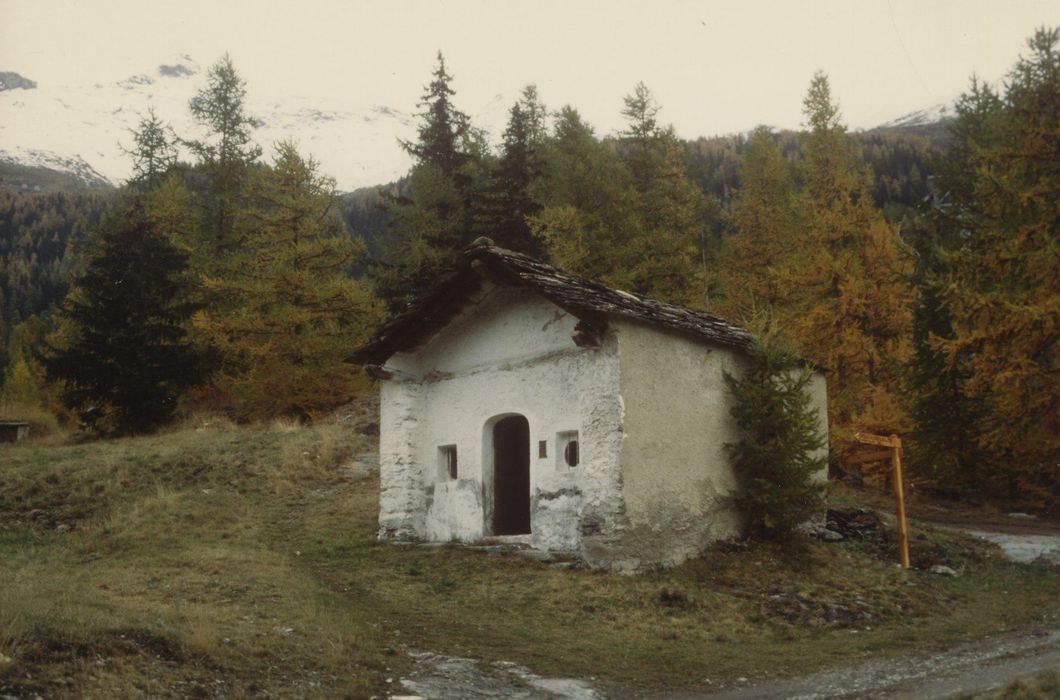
[376,53,483,310]
[194,142,383,419]
[934,28,1060,505]
[43,202,204,434]
[474,85,548,254]
[0,315,60,412]
[714,127,800,320]
[791,73,912,444]
[530,107,642,289]
[125,108,177,190]
[618,83,708,305]
[186,54,262,253]
[904,210,986,489]
[724,326,828,539]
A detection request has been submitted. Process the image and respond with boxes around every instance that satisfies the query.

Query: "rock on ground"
[965,530,1060,565]
[398,650,601,699]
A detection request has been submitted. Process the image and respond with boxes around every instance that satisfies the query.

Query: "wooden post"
[890,435,910,569]
[853,432,910,569]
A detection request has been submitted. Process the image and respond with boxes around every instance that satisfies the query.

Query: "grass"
[1,412,1058,697]
[961,671,1060,699]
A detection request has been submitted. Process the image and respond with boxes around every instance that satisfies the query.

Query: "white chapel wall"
[376,283,624,551]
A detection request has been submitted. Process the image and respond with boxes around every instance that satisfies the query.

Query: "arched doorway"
[492,414,531,535]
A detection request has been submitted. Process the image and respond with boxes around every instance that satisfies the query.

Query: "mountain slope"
[0,55,423,191]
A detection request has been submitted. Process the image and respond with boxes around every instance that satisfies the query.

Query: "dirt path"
[963,530,1060,565]
[391,626,1060,700]
[395,650,602,699]
[663,627,1060,700]
[391,525,1060,700]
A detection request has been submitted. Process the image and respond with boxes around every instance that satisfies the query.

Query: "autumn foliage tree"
[929,28,1060,506]
[193,142,382,420]
[713,126,801,319]
[790,74,913,448]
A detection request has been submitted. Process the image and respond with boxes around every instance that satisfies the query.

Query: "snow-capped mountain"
[1,52,962,193]
[0,55,440,191]
[877,101,955,129]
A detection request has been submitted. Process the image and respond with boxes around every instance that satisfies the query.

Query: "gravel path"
[395,650,602,699]
[392,626,1060,700]
[390,527,1060,699]
[964,530,1060,565]
[663,627,1060,700]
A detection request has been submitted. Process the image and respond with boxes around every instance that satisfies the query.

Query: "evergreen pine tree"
[618,83,709,305]
[530,107,642,289]
[474,85,547,254]
[43,202,204,434]
[724,326,828,539]
[904,208,985,489]
[375,53,483,311]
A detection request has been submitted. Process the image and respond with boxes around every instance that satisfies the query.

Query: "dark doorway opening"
[492,415,531,535]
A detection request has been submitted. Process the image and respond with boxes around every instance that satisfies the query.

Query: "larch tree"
[934,28,1060,505]
[193,142,383,420]
[0,315,62,415]
[792,73,912,449]
[903,80,1003,489]
[185,54,262,256]
[125,108,177,190]
[618,83,709,306]
[530,106,642,290]
[713,126,801,321]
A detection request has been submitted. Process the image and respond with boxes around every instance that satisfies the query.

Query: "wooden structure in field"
[853,432,910,569]
[0,421,30,443]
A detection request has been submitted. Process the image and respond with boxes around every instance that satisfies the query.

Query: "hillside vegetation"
[2,413,1057,697]
[3,29,1056,513]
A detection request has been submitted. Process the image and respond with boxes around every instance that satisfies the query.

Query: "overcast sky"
[2,0,1059,139]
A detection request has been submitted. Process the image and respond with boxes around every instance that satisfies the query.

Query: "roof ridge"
[349,244,756,365]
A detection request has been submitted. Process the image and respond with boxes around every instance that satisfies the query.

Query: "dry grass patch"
[2,414,1058,697]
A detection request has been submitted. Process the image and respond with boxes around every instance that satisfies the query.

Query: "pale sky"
[2,0,1059,138]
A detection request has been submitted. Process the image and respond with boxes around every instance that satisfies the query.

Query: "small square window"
[557,431,579,468]
[538,440,548,459]
[438,445,458,480]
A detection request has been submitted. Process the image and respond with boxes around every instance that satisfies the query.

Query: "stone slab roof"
[350,239,756,366]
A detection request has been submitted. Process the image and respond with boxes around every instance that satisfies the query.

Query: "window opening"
[438,444,458,480]
[538,440,548,459]
[557,431,580,468]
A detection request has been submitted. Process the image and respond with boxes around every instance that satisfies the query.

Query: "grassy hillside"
[1,410,1058,698]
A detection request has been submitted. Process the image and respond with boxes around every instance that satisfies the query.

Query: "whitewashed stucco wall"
[610,320,830,570]
[375,283,829,571]
[376,283,624,553]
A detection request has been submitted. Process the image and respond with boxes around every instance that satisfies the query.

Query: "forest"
[0,27,1056,511]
